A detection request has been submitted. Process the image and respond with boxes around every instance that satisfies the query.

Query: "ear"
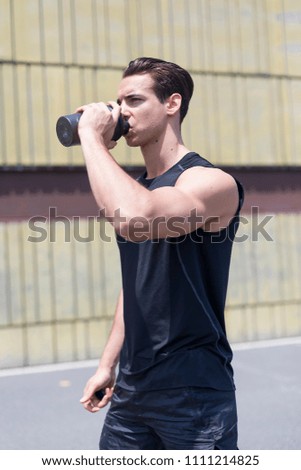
[165,93,182,117]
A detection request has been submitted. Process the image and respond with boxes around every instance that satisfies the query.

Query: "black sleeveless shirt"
[116,152,244,391]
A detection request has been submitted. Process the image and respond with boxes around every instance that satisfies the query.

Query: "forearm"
[80,131,149,226]
[80,290,124,411]
[80,137,187,239]
[97,289,124,374]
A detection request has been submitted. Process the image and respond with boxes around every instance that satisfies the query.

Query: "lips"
[125,127,133,137]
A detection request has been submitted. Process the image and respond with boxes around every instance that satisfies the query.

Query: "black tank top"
[116,152,244,391]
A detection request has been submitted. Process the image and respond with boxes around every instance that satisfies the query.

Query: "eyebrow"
[117,93,143,105]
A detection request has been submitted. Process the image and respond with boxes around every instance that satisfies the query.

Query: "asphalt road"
[0,337,300,450]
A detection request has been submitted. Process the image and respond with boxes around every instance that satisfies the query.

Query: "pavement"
[0,336,301,450]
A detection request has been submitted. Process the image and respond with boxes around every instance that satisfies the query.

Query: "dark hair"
[122,57,194,123]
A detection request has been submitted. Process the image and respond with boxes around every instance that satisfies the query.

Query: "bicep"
[123,169,239,241]
[144,186,205,238]
[145,170,239,239]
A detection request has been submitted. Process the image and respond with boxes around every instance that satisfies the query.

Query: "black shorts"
[99,385,238,450]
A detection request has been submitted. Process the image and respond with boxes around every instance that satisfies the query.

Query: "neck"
[141,127,189,179]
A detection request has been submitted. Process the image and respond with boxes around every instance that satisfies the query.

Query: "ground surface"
[0,337,300,450]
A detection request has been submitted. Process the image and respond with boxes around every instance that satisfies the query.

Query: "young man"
[79,57,244,450]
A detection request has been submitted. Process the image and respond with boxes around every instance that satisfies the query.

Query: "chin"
[125,134,140,147]
[126,141,140,148]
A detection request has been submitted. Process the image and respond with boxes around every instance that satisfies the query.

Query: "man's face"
[117,73,168,147]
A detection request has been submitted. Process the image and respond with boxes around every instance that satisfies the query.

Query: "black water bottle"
[56,106,129,147]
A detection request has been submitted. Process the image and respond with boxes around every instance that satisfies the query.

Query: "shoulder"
[176,165,237,196]
[175,165,239,228]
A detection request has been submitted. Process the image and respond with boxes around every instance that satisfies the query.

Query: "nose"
[120,101,130,119]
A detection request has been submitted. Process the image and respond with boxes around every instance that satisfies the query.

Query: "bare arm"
[80,289,124,413]
[77,102,238,241]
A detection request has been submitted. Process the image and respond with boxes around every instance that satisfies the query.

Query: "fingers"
[79,381,98,413]
[107,101,121,118]
[80,385,114,413]
[75,101,121,148]
[107,140,117,150]
[80,395,102,413]
[75,101,120,117]
[80,396,108,413]
[85,399,102,413]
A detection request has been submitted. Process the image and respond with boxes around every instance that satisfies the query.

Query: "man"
[79,57,244,449]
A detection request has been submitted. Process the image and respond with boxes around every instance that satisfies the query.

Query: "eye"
[128,96,143,106]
